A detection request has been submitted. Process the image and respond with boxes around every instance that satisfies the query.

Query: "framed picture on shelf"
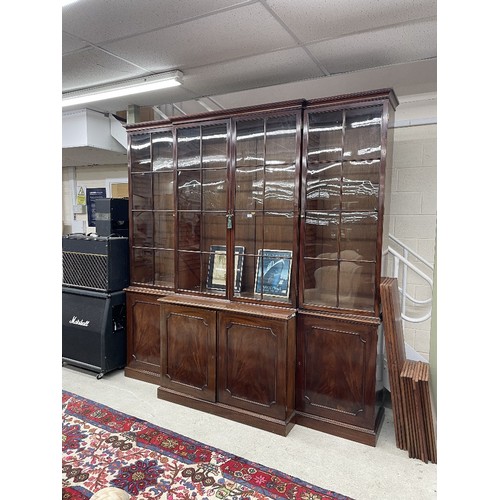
[207,245,245,292]
[254,249,292,298]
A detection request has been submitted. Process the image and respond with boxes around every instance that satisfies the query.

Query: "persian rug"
[62,391,352,500]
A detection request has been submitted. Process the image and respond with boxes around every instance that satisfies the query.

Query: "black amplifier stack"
[62,198,129,379]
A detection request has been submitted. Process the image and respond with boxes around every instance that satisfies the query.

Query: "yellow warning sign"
[76,186,86,205]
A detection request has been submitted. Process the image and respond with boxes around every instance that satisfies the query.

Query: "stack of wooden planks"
[380,277,437,463]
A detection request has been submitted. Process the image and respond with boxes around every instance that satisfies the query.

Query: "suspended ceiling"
[62,0,437,166]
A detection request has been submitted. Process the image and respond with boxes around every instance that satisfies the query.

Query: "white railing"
[384,234,434,324]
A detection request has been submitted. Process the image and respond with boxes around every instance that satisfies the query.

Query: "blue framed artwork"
[254,249,292,298]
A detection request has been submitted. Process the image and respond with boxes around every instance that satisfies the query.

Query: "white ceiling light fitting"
[62,70,183,108]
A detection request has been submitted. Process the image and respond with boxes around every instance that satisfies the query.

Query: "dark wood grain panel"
[160,304,216,402]
[304,326,366,414]
[221,321,277,406]
[296,313,379,429]
[125,289,163,383]
[380,276,408,450]
[217,311,294,421]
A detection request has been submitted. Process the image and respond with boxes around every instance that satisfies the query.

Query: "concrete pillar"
[127,104,141,124]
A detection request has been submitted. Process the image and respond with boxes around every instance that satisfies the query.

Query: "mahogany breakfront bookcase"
[124,89,398,445]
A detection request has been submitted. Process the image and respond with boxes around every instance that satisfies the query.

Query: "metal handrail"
[388,233,434,271]
[384,234,434,324]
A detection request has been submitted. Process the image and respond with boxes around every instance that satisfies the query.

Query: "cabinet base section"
[125,362,160,385]
[157,386,295,436]
[294,406,385,447]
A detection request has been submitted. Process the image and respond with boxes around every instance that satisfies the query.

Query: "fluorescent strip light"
[62,71,183,108]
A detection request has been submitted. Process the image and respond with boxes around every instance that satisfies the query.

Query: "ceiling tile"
[62,32,89,55]
[62,0,255,45]
[62,48,148,91]
[183,47,324,96]
[210,59,437,110]
[101,3,297,71]
[267,0,436,43]
[307,20,437,75]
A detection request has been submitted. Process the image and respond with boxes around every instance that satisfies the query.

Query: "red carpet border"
[62,390,353,499]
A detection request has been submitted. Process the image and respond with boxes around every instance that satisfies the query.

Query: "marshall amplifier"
[62,234,129,292]
[62,287,126,378]
[94,198,129,237]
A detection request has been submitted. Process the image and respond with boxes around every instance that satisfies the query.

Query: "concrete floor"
[62,365,437,500]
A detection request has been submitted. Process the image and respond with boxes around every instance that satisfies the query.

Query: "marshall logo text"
[69,316,90,327]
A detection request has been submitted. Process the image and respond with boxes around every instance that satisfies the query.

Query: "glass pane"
[154,212,174,249]
[303,258,338,308]
[202,124,228,169]
[177,127,200,169]
[233,247,245,294]
[305,162,341,211]
[131,173,152,209]
[154,172,175,210]
[131,248,153,284]
[339,261,375,311]
[178,252,201,291]
[205,246,227,293]
[202,169,227,211]
[265,115,297,165]
[152,132,173,171]
[264,164,296,211]
[236,119,264,167]
[202,213,226,252]
[235,166,264,210]
[132,211,153,247]
[177,170,201,211]
[343,107,382,160]
[178,212,200,251]
[304,211,339,258]
[238,253,258,298]
[342,160,380,211]
[307,111,343,163]
[130,134,151,172]
[340,211,378,260]
[254,249,293,300]
[234,211,262,256]
[263,212,294,249]
[154,249,174,287]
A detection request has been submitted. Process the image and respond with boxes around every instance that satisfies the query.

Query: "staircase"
[385,234,434,324]
[382,234,434,386]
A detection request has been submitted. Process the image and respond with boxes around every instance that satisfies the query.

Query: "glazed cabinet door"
[176,122,230,295]
[129,129,175,289]
[296,313,379,430]
[217,311,295,420]
[160,304,217,402]
[300,104,386,315]
[232,112,301,307]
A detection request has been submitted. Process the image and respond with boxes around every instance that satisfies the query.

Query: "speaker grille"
[62,251,108,290]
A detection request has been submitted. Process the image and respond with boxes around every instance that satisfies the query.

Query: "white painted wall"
[62,164,128,234]
[389,123,437,359]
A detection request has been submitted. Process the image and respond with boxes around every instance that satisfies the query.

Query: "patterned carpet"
[62,390,352,499]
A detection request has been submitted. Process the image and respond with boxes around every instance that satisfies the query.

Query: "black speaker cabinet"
[62,287,126,378]
[94,198,129,237]
[62,234,129,292]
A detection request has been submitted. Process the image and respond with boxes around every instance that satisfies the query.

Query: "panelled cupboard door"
[296,314,379,429]
[125,290,163,383]
[217,311,292,420]
[160,304,217,402]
